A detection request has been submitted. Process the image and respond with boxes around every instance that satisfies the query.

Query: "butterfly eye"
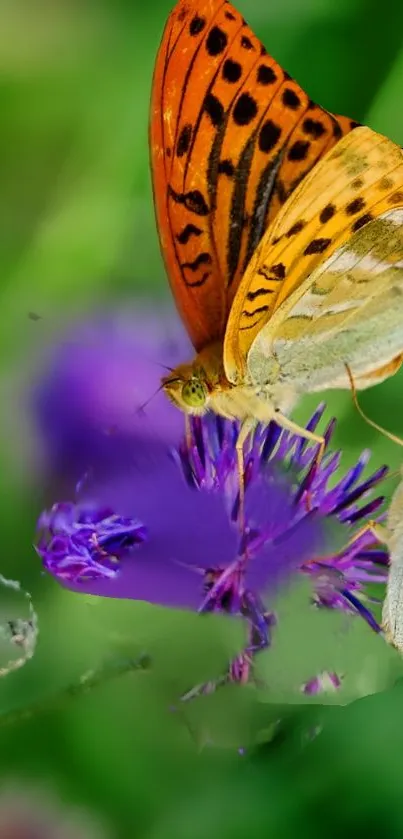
[181,379,207,408]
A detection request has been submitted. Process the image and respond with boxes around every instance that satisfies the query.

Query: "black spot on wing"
[233,93,258,126]
[241,35,254,50]
[177,224,203,244]
[345,197,366,215]
[257,65,277,85]
[189,15,206,36]
[304,238,331,255]
[222,58,242,83]
[282,88,301,110]
[206,27,228,56]
[169,186,209,216]
[288,140,310,161]
[181,253,212,288]
[259,120,281,153]
[286,220,306,237]
[319,204,336,224]
[181,252,212,271]
[302,118,326,139]
[352,213,373,232]
[271,263,286,279]
[243,305,270,317]
[247,288,274,301]
[177,124,192,157]
[204,93,225,127]
[218,159,235,176]
[239,305,270,330]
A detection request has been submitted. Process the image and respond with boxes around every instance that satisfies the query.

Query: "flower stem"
[0,653,151,730]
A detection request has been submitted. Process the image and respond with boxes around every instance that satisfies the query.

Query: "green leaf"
[256,580,403,704]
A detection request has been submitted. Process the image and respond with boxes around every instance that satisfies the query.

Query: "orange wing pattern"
[150,0,357,352]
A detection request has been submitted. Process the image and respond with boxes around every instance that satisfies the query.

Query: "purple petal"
[64,445,238,610]
[30,307,192,481]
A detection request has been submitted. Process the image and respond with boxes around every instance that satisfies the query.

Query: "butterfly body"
[163,340,299,426]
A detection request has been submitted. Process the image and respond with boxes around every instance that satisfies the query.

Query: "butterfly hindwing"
[247,207,403,392]
[224,126,403,382]
[150,0,353,352]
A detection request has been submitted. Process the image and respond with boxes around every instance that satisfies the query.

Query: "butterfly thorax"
[162,341,296,422]
[162,341,233,417]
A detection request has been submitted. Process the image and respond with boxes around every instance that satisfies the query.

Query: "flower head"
[35,406,388,633]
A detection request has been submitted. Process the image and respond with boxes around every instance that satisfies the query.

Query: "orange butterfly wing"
[150,0,356,352]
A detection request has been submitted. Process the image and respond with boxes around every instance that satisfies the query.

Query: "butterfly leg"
[236,418,256,532]
[269,412,325,511]
[348,520,390,548]
[272,411,325,464]
[345,363,403,449]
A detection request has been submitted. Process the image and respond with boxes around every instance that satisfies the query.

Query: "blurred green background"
[1,0,403,836]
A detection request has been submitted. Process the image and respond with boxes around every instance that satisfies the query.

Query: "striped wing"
[150,0,354,352]
[224,126,403,382]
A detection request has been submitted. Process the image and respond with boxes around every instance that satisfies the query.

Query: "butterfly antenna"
[345,363,403,449]
[150,359,175,373]
[135,384,165,416]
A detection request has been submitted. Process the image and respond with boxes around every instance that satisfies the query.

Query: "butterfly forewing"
[150,0,354,352]
[224,126,403,381]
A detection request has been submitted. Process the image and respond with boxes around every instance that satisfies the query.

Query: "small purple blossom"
[36,500,147,583]
[302,671,342,696]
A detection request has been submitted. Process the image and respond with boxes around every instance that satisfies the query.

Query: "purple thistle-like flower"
[32,310,389,693]
[35,406,388,633]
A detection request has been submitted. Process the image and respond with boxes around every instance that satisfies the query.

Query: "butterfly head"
[162,362,210,415]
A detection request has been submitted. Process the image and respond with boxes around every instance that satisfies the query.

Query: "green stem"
[0,653,151,730]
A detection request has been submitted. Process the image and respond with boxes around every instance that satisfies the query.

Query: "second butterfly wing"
[223,126,403,394]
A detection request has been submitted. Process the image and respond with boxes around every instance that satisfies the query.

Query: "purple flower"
[35,406,388,635]
[30,306,192,482]
[302,671,342,696]
[37,501,147,582]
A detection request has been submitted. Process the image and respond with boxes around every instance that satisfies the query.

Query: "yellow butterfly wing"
[247,208,403,394]
[224,126,403,385]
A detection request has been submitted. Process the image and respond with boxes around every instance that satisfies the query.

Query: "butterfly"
[150,0,403,492]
